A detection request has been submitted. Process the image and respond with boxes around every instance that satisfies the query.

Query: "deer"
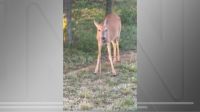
[94,13,121,76]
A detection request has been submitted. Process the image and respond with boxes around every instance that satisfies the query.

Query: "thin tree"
[106,0,112,15]
[66,0,73,45]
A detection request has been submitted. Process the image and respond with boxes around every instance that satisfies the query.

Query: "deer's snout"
[102,37,106,43]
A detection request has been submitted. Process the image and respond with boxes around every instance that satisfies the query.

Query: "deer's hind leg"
[111,40,117,63]
[116,40,120,62]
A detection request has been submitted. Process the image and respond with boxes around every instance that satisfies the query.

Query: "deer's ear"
[94,20,99,28]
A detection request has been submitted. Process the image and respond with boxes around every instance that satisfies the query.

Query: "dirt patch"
[64,51,136,75]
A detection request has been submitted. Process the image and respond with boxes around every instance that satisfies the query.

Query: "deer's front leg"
[94,43,102,74]
[107,43,116,75]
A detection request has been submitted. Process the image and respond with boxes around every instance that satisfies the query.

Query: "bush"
[114,0,137,25]
[64,48,96,69]
[120,25,137,50]
[117,7,136,26]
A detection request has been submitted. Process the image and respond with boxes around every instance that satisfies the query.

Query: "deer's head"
[94,19,108,43]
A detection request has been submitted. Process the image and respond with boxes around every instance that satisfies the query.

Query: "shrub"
[120,25,137,51]
[64,48,96,69]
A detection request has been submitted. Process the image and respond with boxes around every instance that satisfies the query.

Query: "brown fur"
[94,13,121,75]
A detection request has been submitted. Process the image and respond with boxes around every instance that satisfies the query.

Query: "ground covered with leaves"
[63,51,137,112]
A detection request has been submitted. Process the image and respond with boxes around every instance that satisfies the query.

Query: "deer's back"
[105,13,121,42]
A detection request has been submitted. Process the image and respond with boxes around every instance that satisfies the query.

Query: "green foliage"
[118,62,137,72]
[114,0,137,25]
[120,25,137,50]
[64,0,137,70]
[120,7,137,25]
[73,27,97,52]
[65,0,137,52]
[64,48,96,70]
[71,7,104,52]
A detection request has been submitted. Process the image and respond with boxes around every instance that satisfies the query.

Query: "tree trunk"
[66,0,73,45]
[106,0,112,15]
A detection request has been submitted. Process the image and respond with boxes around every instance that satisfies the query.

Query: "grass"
[79,101,93,111]
[63,53,137,111]
[63,48,96,73]
[79,88,93,99]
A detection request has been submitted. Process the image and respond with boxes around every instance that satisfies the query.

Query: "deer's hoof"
[94,71,98,74]
[106,61,110,65]
[113,58,117,63]
[112,71,117,76]
[117,59,121,62]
